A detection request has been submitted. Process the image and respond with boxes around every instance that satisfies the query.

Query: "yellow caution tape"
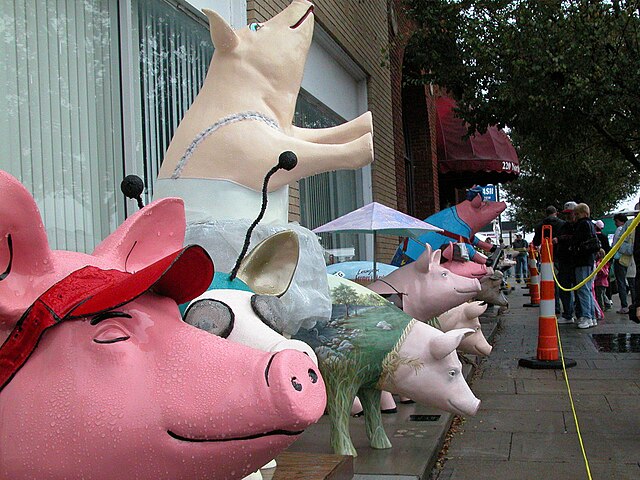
[552,213,640,291]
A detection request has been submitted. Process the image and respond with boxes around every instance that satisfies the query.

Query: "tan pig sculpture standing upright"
[155,0,374,225]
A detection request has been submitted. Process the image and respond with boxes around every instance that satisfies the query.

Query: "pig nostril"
[291,377,302,391]
[308,369,318,384]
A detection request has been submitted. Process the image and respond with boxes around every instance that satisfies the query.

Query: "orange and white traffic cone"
[520,225,576,369]
[524,243,540,307]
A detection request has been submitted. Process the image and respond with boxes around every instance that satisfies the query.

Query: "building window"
[295,90,362,262]
[1,0,124,252]
[137,0,213,198]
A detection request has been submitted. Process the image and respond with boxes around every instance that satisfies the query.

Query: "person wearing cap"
[554,201,579,323]
[612,213,630,314]
[511,233,528,283]
[593,219,612,310]
[571,203,598,329]
[533,205,565,315]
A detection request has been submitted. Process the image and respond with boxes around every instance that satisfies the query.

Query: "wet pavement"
[436,286,640,480]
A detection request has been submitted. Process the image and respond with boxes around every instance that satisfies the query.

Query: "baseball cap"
[0,244,213,392]
[593,220,605,230]
[562,201,578,213]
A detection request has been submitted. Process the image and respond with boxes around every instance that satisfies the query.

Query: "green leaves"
[404,0,640,224]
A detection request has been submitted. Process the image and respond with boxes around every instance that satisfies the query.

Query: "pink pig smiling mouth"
[167,429,302,443]
[290,5,314,29]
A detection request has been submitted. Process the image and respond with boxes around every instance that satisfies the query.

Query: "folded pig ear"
[236,231,299,297]
[92,198,186,272]
[414,244,435,273]
[430,328,475,360]
[465,301,487,319]
[203,8,239,52]
[0,171,53,325]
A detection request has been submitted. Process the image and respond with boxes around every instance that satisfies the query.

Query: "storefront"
[1,0,389,260]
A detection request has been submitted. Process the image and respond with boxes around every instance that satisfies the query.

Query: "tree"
[404,1,640,172]
[331,283,360,318]
[502,133,639,228]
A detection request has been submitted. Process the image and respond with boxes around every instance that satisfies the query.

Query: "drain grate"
[591,333,640,353]
[409,414,441,422]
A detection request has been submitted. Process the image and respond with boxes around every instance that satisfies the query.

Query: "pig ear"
[236,231,299,297]
[92,198,187,272]
[414,244,435,273]
[465,301,487,319]
[430,328,475,360]
[203,8,239,52]
[470,194,483,208]
[0,171,53,325]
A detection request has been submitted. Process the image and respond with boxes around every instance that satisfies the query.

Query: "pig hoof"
[381,407,398,414]
[352,410,364,417]
[399,399,415,404]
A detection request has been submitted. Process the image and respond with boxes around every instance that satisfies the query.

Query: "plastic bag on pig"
[185,220,330,335]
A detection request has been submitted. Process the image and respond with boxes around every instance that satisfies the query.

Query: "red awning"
[436,97,519,184]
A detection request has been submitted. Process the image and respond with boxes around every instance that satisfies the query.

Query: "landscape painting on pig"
[155,0,374,225]
[392,192,506,271]
[295,275,480,456]
[0,170,326,480]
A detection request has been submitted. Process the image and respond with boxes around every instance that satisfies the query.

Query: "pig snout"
[265,349,326,426]
[271,338,319,365]
[450,396,481,417]
[460,334,493,356]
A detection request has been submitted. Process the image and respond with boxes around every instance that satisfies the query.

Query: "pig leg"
[271,132,374,190]
[326,380,359,457]
[358,387,392,449]
[290,112,373,144]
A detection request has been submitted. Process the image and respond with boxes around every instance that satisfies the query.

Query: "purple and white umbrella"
[313,202,441,280]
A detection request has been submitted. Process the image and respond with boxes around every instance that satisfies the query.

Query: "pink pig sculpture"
[0,171,326,480]
[437,301,492,356]
[369,245,482,321]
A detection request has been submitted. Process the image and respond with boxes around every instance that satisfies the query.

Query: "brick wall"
[248,0,398,262]
[389,0,440,223]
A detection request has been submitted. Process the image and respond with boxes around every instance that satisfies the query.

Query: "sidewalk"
[436,287,640,480]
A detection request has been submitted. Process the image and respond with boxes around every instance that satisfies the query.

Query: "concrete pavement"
[436,287,640,480]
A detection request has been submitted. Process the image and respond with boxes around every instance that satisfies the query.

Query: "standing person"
[612,213,630,314]
[593,220,612,309]
[594,249,610,317]
[630,212,640,323]
[533,205,565,315]
[511,233,529,283]
[555,201,578,323]
[571,203,599,329]
[593,220,611,253]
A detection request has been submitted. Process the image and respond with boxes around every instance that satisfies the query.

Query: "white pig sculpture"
[294,276,480,456]
[182,231,318,480]
[437,301,492,356]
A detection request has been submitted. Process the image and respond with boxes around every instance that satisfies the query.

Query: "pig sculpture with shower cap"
[0,170,326,480]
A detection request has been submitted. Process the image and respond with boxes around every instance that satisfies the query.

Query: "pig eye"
[249,22,263,32]
[93,327,130,345]
[448,369,457,378]
[251,295,286,334]
[441,271,448,277]
[183,299,234,339]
